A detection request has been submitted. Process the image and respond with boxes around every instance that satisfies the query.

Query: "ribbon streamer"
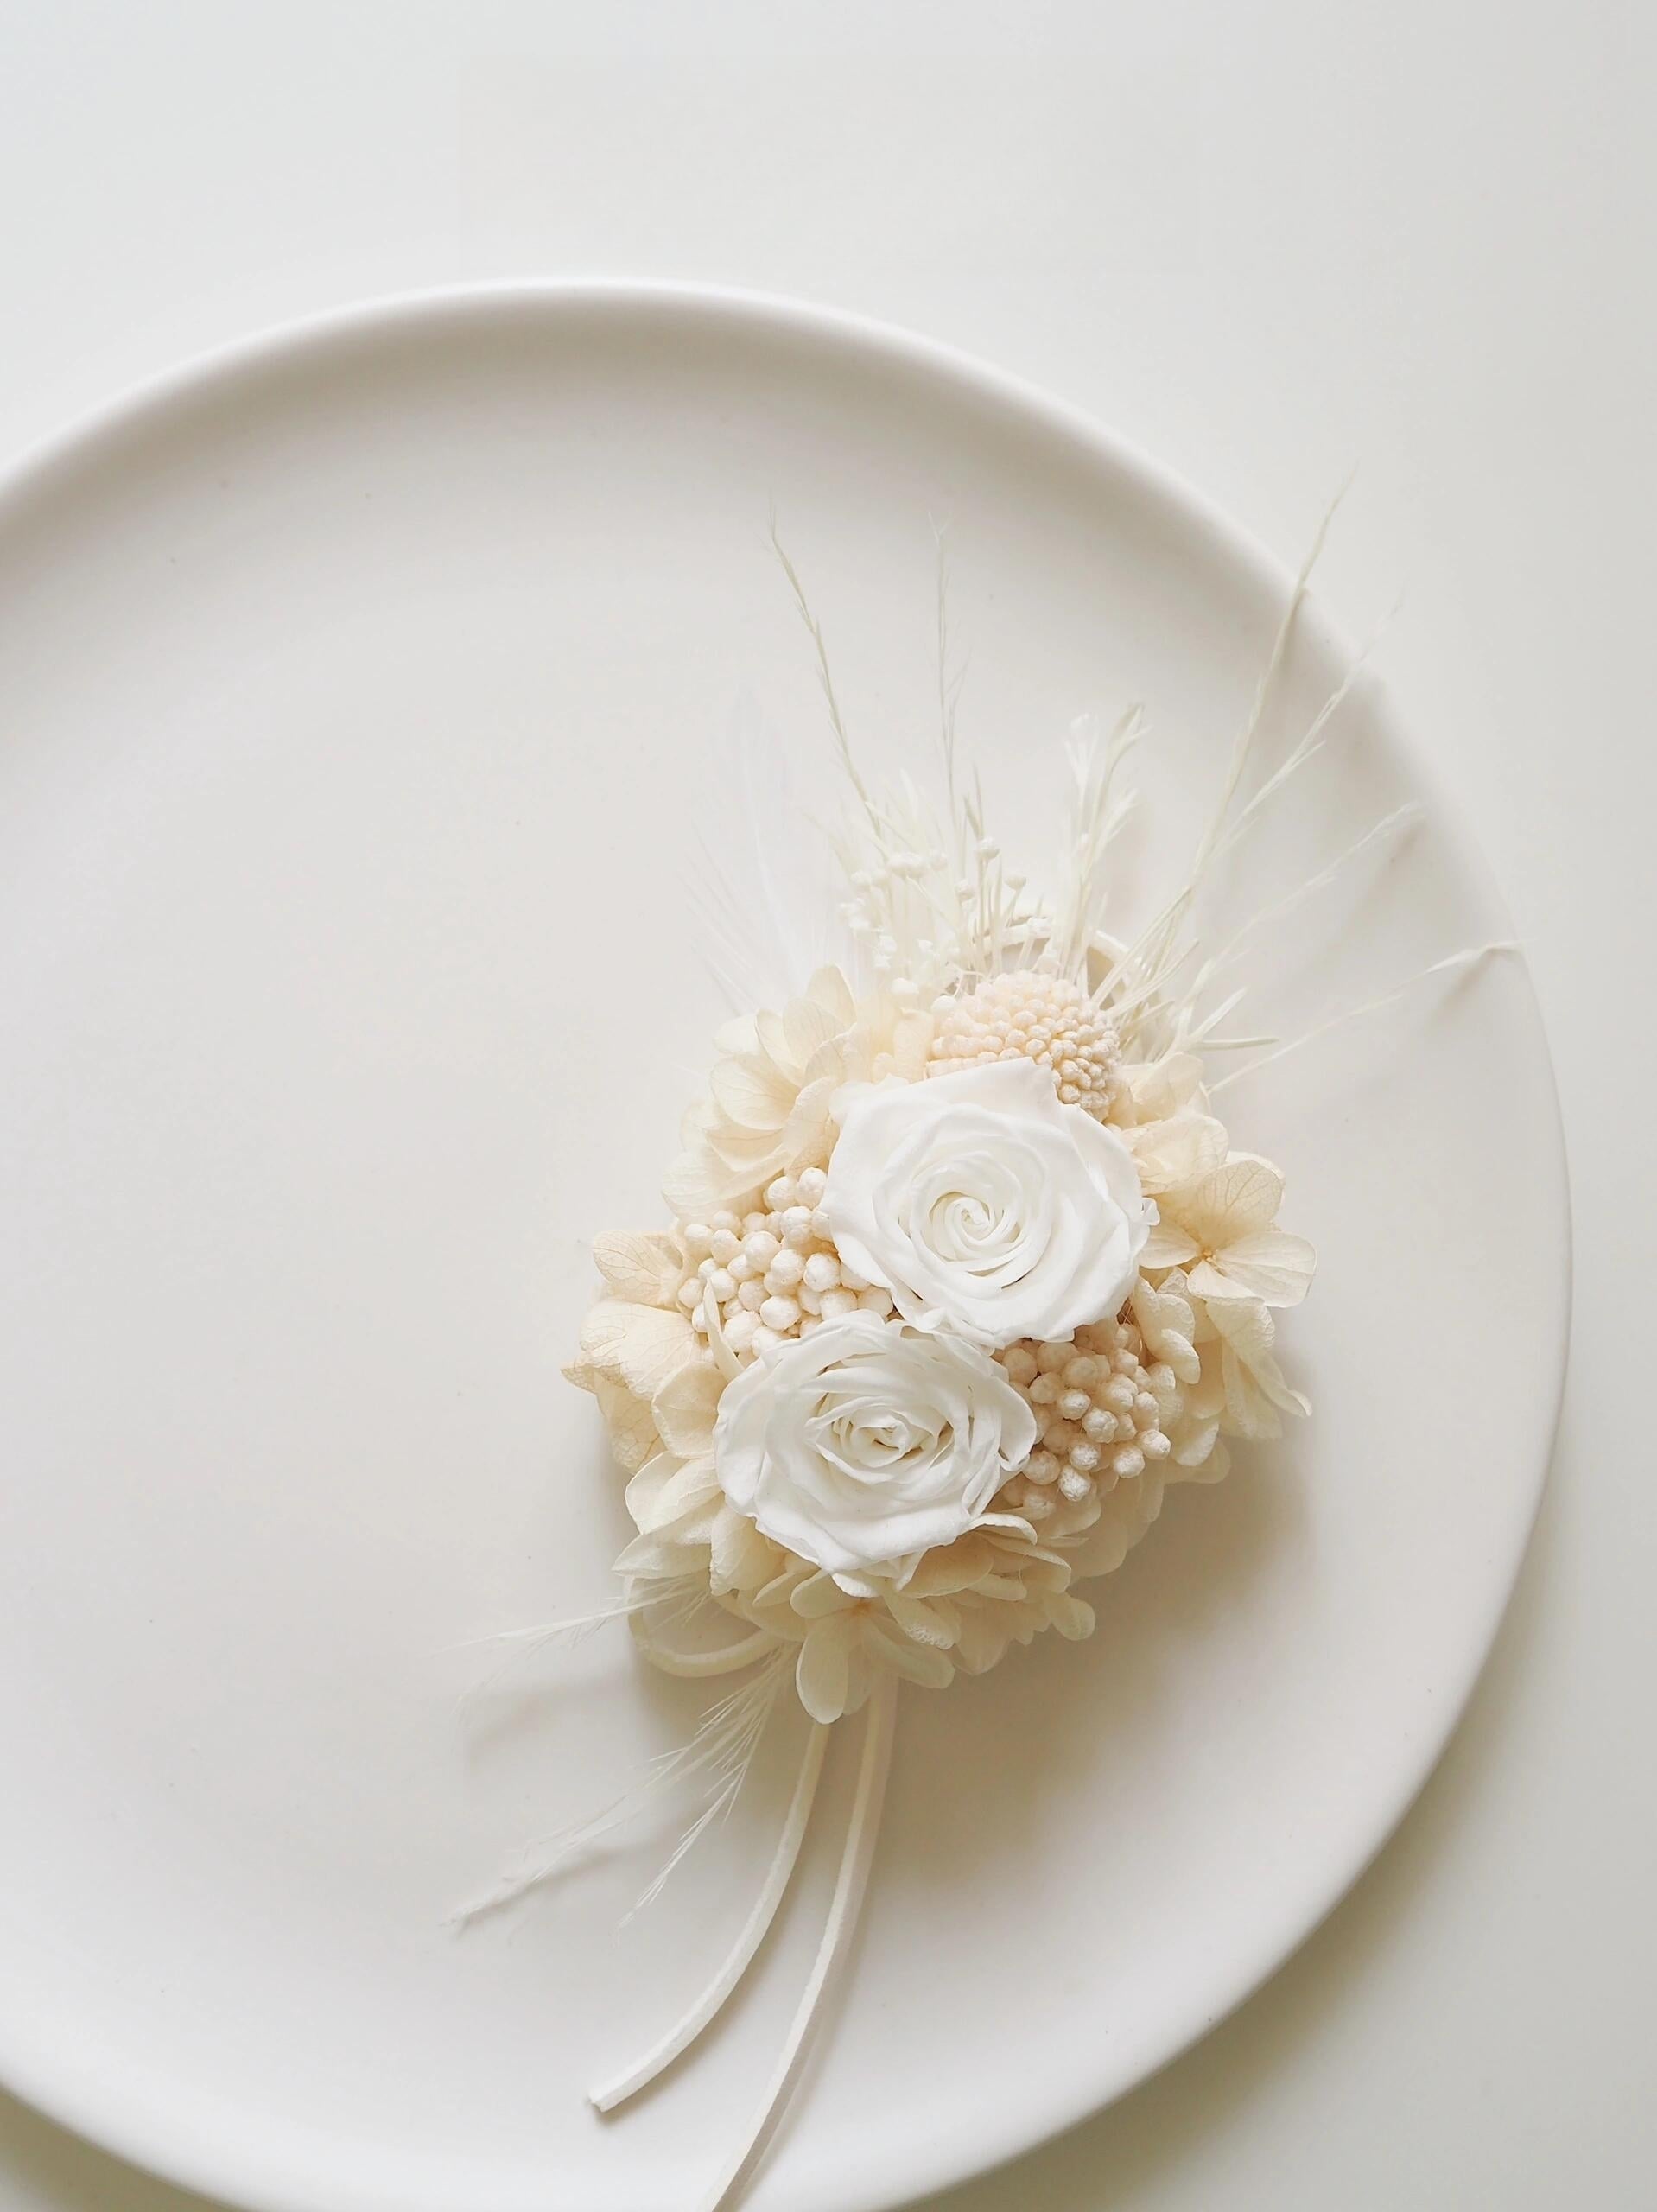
[589,1717,832,2113]
[700,1675,898,2212]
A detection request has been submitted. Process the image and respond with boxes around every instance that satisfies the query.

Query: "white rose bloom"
[823,1058,1152,1349]
[714,1314,1038,1591]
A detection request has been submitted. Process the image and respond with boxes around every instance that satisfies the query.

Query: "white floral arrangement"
[574,964,1313,1726]
[473,530,1496,2212]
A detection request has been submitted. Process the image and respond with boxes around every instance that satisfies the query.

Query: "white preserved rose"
[823,1058,1152,1349]
[713,1313,1038,1591]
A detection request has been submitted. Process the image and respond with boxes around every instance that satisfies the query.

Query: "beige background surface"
[0,4,1644,2208]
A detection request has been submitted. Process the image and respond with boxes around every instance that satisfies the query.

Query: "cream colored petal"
[1065,1469,1165,1579]
[884,1009,936,1084]
[631,1454,721,1534]
[562,1356,600,1398]
[704,1119,789,1173]
[862,1618,955,1689]
[1114,1052,1204,1125]
[1125,1112,1228,1194]
[1205,1294,1309,1435]
[1140,1218,1202,1270]
[755,1007,793,1067]
[1197,1230,1317,1308]
[951,1606,1013,1675]
[612,1526,709,1580]
[1193,1437,1232,1485]
[651,1356,725,1457]
[710,1052,797,1132]
[797,1616,856,1722]
[591,1230,683,1308]
[710,1504,778,1592]
[1202,1290,1276,1361]
[780,1074,837,1159]
[782,993,845,1069]
[1171,1412,1222,1465]
[1168,1434,1231,1486]
[1130,1274,1202,1383]
[583,1371,658,1472]
[714,1014,759,1057]
[1220,1349,1284,1439]
[790,1571,860,1618]
[662,1147,734,1219]
[1185,1257,1229,1303]
[901,1535,996,1596]
[884,1592,960,1649]
[807,965,857,1025]
[972,1573,1030,1601]
[579,1300,700,1402]
[752,1561,814,1612]
[801,1034,855,1087]
[1188,1154,1286,1243]
[1190,1355,1228,1420]
[838,1642,875,1717]
[1046,1592,1095,1641]
[1011,1553,1072,1593]
[828,1567,886,1600]
[623,1451,680,1529]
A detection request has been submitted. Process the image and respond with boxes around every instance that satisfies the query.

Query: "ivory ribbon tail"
[699,1675,899,2212]
[587,1718,831,2113]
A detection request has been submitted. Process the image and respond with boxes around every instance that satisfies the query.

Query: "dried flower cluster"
[570,725,1317,1733]
[928,969,1121,1115]
[510,534,1466,2209]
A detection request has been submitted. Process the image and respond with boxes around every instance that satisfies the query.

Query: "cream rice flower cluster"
[568,963,1313,1722]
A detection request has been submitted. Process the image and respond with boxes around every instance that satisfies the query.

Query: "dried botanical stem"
[1209,943,1517,1094]
[770,518,879,834]
[456,1651,793,1925]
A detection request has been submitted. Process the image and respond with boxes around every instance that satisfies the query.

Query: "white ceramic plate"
[0,286,1567,2212]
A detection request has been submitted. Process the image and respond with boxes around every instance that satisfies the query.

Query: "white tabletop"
[0,5,1644,2209]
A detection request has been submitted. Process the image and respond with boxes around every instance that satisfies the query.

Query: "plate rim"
[0,277,1572,2212]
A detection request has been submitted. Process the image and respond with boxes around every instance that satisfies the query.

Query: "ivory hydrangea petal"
[572,1370,658,1473]
[797,1618,856,1723]
[1175,1155,1285,1245]
[662,1146,743,1217]
[630,1455,721,1535]
[1153,1153,1315,1309]
[1140,1216,1203,1270]
[782,994,844,1068]
[710,1505,777,1593]
[860,1618,955,1689]
[652,1357,726,1457]
[590,1230,683,1309]
[1123,1112,1228,1194]
[806,965,856,1025]
[575,1300,702,1403]
[1189,1229,1317,1306]
[1203,1294,1310,1436]
[1130,1273,1203,1383]
[710,1053,797,1131]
